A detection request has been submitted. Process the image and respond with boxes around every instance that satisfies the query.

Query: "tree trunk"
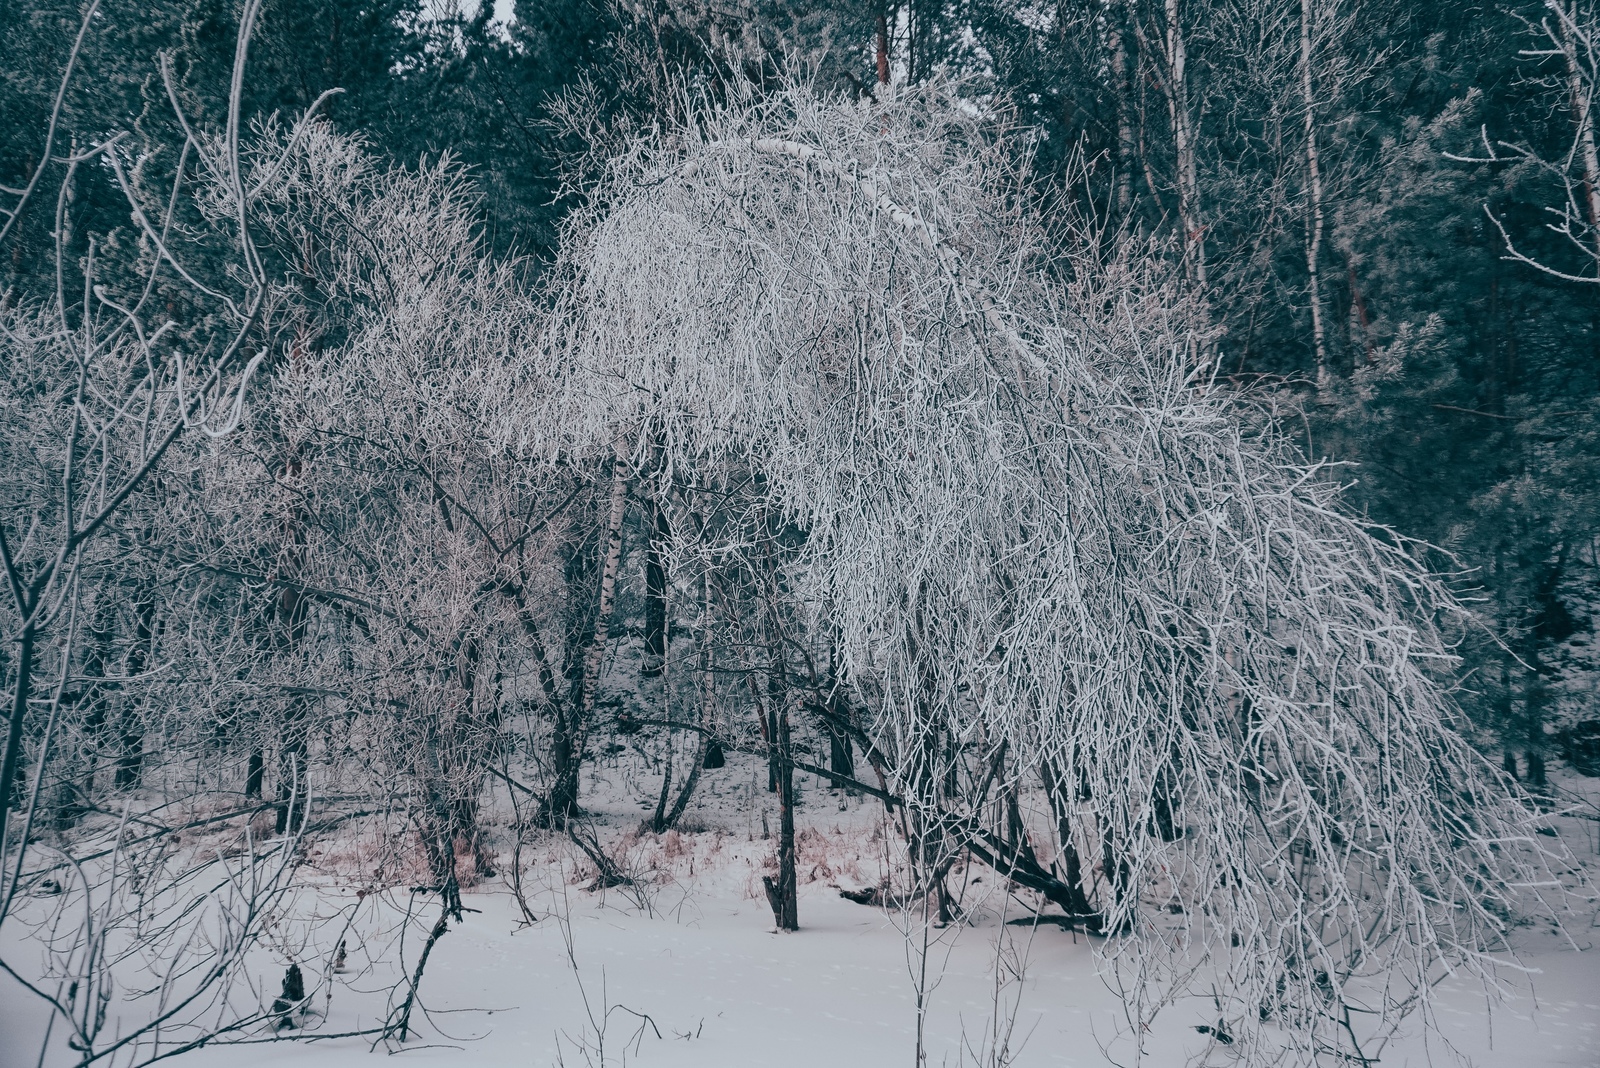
[274,580,311,834]
[876,9,891,85]
[1558,1,1600,258]
[0,620,36,824]
[1348,264,1375,364]
[548,443,630,823]
[274,694,310,833]
[64,604,114,827]
[750,671,778,792]
[641,494,669,679]
[271,329,313,833]
[1300,0,1330,384]
[246,750,265,798]
[1524,659,1549,789]
[658,573,717,831]
[1112,0,1137,216]
[1100,823,1132,932]
[762,698,799,930]
[115,597,157,791]
[1163,0,1206,288]
[828,714,854,780]
[1038,757,1096,920]
[761,564,799,931]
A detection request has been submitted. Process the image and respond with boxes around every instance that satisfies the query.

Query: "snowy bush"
[539,77,1554,1063]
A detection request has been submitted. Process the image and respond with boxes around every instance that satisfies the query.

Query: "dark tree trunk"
[246,750,265,798]
[761,566,798,930]
[762,713,800,930]
[1039,757,1097,920]
[1110,0,1136,215]
[828,719,854,781]
[548,448,629,824]
[751,672,777,792]
[875,9,891,84]
[641,495,669,679]
[1152,765,1179,842]
[0,621,36,821]
[274,583,311,834]
[115,597,157,791]
[1525,743,1547,788]
[275,694,310,834]
[62,606,114,827]
[658,584,716,831]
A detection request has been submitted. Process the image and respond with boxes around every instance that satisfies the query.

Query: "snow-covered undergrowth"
[4,746,1596,1068]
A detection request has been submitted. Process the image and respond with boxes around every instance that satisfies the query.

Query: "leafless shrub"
[0,4,468,1060]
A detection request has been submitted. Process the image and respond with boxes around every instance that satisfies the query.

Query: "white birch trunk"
[1301,0,1330,385]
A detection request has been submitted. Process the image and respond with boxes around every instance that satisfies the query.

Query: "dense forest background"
[6,0,1595,783]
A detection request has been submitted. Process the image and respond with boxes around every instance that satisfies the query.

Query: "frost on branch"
[541,80,1554,1062]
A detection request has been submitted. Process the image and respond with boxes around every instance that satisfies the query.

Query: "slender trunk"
[651,739,675,833]
[0,621,36,827]
[763,690,798,930]
[274,582,310,833]
[272,328,312,832]
[1112,1,1137,216]
[648,565,673,832]
[1558,1,1600,258]
[115,597,156,790]
[659,574,716,831]
[775,691,797,927]
[1038,757,1095,919]
[392,906,451,1042]
[828,707,854,780]
[760,558,798,931]
[641,494,670,679]
[549,443,630,822]
[1136,83,1167,227]
[1163,0,1205,288]
[65,606,113,826]
[445,636,493,879]
[876,9,891,85]
[750,671,778,792]
[1348,264,1375,363]
[274,694,309,833]
[923,732,953,926]
[245,750,265,798]
[905,0,919,81]
[1152,765,1178,841]
[1100,823,1132,932]
[1300,0,1329,384]
[1524,658,1549,787]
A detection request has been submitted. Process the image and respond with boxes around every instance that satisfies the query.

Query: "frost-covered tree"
[0,6,388,1062]
[539,78,1553,1063]
[182,118,606,902]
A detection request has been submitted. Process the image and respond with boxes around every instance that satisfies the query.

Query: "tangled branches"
[542,78,1555,1063]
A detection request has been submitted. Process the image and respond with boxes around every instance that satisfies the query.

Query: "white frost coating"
[539,80,1557,1063]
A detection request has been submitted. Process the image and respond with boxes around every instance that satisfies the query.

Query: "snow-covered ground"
[4,754,1597,1068]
